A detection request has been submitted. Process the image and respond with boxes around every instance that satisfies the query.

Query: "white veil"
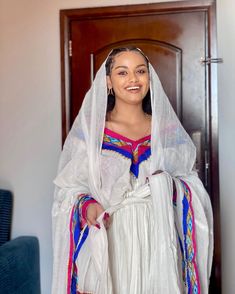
[52,54,212,294]
[56,60,196,203]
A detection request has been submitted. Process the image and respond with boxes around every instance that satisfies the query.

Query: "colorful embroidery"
[78,194,97,228]
[181,180,200,294]
[102,128,151,178]
[172,188,187,285]
[67,197,90,294]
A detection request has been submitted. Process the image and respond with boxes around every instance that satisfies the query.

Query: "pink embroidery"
[81,199,97,220]
[67,205,75,294]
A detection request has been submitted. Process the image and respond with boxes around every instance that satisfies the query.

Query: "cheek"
[143,77,150,90]
[112,80,124,91]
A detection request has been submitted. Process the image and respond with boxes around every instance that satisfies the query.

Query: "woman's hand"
[86,203,110,229]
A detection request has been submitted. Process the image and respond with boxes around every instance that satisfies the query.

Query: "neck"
[110,102,146,125]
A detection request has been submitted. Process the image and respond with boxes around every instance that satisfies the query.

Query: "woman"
[52,47,213,294]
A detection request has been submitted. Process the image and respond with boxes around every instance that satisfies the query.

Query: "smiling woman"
[106,48,151,141]
[52,47,213,294]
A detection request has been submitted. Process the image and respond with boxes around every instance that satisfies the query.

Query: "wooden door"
[60,1,220,292]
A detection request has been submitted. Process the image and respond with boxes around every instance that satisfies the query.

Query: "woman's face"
[107,51,150,107]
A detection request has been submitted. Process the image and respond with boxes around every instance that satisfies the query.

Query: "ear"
[106,76,112,90]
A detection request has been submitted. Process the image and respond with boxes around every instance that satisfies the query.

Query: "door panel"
[60,2,220,292]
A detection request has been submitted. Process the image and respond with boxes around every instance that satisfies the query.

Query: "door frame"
[60,0,221,291]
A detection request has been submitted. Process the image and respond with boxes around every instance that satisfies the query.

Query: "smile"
[126,86,140,90]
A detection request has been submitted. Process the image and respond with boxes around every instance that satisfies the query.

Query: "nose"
[129,72,139,83]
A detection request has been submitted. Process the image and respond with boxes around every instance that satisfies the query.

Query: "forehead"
[112,51,147,67]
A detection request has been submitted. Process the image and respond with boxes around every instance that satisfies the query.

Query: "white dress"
[101,128,155,294]
[52,127,213,294]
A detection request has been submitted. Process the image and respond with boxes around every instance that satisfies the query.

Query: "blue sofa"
[0,189,41,294]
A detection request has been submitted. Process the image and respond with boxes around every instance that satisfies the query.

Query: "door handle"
[200,57,223,65]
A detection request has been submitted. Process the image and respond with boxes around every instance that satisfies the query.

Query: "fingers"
[86,217,101,229]
[85,203,112,230]
[96,204,105,218]
[86,203,104,229]
[86,219,92,227]
[86,219,101,229]
[87,211,111,230]
[86,220,100,229]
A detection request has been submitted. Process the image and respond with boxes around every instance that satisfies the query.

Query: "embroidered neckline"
[104,127,150,145]
[102,128,151,178]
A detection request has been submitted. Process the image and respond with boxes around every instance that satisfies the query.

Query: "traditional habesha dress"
[52,59,213,294]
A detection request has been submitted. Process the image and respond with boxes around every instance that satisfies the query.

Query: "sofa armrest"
[0,236,41,294]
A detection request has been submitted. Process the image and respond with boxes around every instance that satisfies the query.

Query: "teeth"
[127,86,140,90]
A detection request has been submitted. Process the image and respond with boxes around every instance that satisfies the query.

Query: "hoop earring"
[108,88,114,96]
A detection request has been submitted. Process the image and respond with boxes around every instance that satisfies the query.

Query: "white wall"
[217,0,235,293]
[0,0,234,293]
[0,1,61,292]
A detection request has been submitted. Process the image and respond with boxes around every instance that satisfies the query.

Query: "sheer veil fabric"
[52,58,213,293]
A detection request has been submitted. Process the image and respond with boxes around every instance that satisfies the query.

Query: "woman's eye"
[137,69,146,74]
[118,71,127,76]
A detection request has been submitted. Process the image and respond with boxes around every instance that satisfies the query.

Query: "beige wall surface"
[0,0,234,293]
[217,0,235,293]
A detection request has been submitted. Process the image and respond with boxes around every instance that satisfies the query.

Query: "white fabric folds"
[52,55,213,294]
[148,172,181,293]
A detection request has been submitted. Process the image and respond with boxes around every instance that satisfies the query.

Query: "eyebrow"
[113,64,147,70]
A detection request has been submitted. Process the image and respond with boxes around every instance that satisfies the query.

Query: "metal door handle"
[200,57,223,65]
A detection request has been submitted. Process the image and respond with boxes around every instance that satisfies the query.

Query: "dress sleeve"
[52,136,93,294]
[173,174,213,294]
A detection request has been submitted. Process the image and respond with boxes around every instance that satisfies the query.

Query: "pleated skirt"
[107,199,156,294]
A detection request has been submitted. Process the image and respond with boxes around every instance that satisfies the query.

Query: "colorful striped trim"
[175,226,186,284]
[102,128,151,178]
[172,186,186,283]
[81,199,97,220]
[67,198,90,294]
[78,194,97,228]
[130,148,151,176]
[181,180,201,294]
[104,127,151,146]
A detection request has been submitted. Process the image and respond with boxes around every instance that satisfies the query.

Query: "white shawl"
[52,59,213,294]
